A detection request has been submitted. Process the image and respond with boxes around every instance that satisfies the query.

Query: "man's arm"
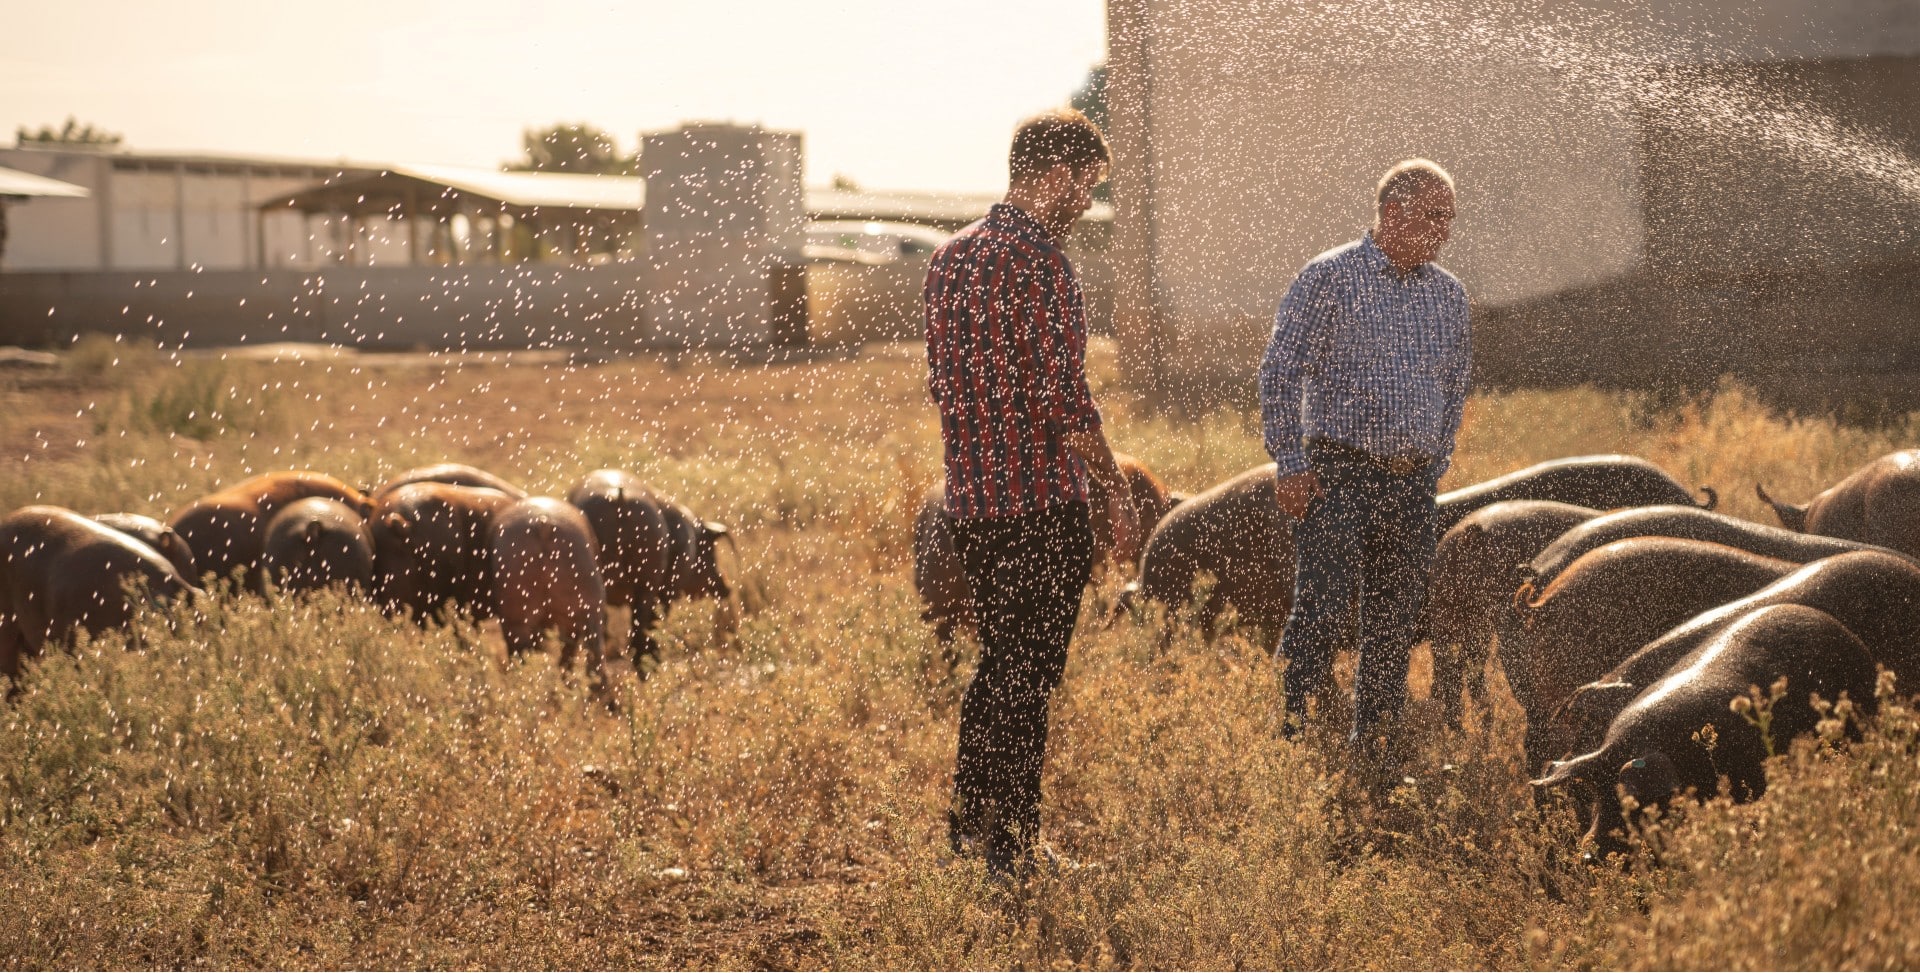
[1431,296,1473,481]
[1065,426,1141,563]
[1030,252,1140,558]
[1260,265,1334,519]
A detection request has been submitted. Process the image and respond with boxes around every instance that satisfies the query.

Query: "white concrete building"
[1105,0,1920,398]
[0,147,375,272]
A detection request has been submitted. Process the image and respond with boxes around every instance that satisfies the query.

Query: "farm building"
[0,128,1113,350]
[0,165,90,273]
[1104,0,1920,411]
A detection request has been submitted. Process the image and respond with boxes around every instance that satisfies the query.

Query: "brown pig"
[1420,499,1602,730]
[373,463,528,501]
[1503,537,1799,773]
[915,453,1177,643]
[1127,455,1714,647]
[565,470,733,668]
[491,497,609,687]
[1534,604,1875,861]
[168,471,373,586]
[0,505,200,681]
[1758,449,1920,558]
[92,512,199,580]
[368,483,518,621]
[1547,550,1920,766]
[262,498,376,595]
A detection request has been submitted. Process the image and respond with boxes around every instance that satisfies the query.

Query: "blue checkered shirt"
[1259,232,1472,479]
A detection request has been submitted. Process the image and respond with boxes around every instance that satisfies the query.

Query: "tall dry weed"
[2,342,1917,967]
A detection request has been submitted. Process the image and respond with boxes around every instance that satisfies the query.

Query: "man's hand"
[1273,470,1322,521]
[1105,489,1142,565]
[1063,426,1145,563]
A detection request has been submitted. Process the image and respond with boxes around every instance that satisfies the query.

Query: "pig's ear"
[1531,750,1602,789]
[1616,751,1680,805]
[702,521,730,540]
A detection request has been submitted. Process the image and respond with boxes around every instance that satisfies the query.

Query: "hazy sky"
[4,0,1106,193]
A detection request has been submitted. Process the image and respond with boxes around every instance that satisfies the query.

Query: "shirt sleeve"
[1260,263,1334,477]
[1030,250,1103,436]
[923,258,947,406]
[1430,291,1473,479]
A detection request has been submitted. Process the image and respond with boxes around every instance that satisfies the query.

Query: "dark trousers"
[1279,442,1441,740]
[948,501,1093,863]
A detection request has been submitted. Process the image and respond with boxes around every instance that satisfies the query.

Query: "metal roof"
[257,163,1113,226]
[808,186,1113,225]
[391,163,644,210]
[5,143,381,174]
[5,146,1113,225]
[258,164,644,214]
[0,166,89,199]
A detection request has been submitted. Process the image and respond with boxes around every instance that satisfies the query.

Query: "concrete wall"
[0,265,651,351]
[641,124,807,347]
[1637,56,1920,274]
[0,260,960,352]
[1106,0,1920,402]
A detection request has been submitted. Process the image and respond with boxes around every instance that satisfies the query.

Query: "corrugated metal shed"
[809,186,1113,228]
[261,163,1114,228]
[0,166,89,199]
[392,164,644,211]
[259,164,644,215]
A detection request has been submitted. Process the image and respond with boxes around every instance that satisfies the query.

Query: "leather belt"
[1307,438,1433,477]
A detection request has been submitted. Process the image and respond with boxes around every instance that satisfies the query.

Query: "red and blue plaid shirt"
[925,203,1104,519]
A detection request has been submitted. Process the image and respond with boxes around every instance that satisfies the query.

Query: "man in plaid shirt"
[925,108,1140,881]
[1260,159,1471,775]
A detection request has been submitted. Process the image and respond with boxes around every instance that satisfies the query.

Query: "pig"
[1525,504,1911,593]
[1757,449,1920,558]
[168,471,373,587]
[915,453,1177,643]
[1127,455,1711,645]
[367,483,518,621]
[1419,500,1602,729]
[92,512,199,580]
[373,463,528,501]
[565,470,732,668]
[1534,604,1875,860]
[1547,550,1920,765]
[261,497,376,595]
[0,505,199,681]
[491,497,609,688]
[1503,537,1799,773]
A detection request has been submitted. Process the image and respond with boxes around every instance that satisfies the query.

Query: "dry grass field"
[2,336,1918,968]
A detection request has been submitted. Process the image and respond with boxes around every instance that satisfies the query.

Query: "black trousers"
[948,501,1093,861]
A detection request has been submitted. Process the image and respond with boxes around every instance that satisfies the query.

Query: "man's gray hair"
[1375,159,1455,212]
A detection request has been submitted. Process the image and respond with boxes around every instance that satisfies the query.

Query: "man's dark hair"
[1008,109,1110,182]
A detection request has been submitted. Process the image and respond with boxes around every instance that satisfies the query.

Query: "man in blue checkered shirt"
[1258,159,1471,770]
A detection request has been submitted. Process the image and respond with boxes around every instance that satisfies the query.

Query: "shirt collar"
[1361,230,1428,279]
[989,202,1057,245]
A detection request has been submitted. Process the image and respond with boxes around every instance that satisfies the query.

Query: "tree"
[1069,65,1112,201]
[1070,64,1108,134]
[510,123,635,175]
[15,116,123,149]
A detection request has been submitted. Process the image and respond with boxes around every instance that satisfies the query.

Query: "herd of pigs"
[919,449,1920,852]
[3,447,1918,854]
[0,464,733,690]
